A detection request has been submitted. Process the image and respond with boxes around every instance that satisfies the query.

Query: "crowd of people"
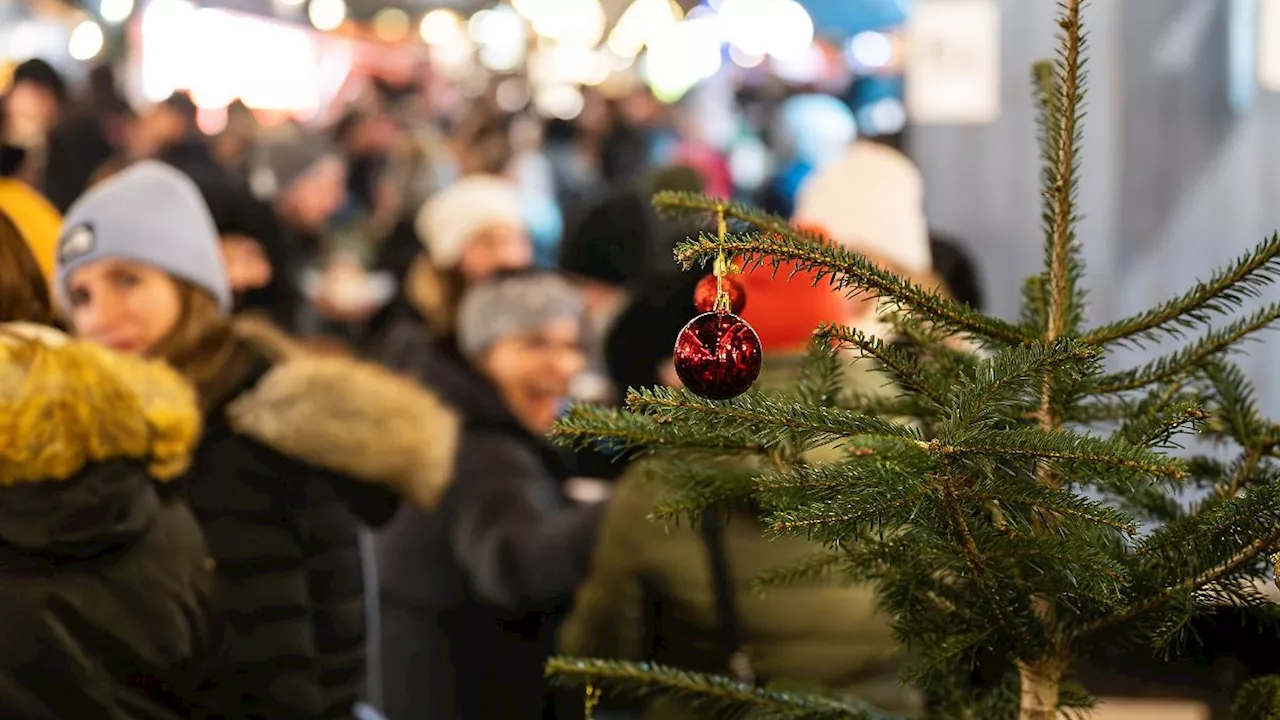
[0,56,986,720]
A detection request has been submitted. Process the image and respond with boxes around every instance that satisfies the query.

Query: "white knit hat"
[415,174,524,269]
[793,141,931,273]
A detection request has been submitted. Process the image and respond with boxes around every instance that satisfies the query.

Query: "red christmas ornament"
[694,273,747,314]
[673,312,763,400]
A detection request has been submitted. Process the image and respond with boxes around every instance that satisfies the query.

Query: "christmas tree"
[548,1,1280,717]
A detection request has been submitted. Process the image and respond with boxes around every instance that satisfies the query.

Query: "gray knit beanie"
[56,160,231,312]
[457,273,584,360]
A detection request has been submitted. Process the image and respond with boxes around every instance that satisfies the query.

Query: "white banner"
[905,0,1001,125]
[1260,0,1280,91]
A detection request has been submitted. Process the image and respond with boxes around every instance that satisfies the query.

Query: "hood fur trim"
[224,328,459,509]
[0,323,201,484]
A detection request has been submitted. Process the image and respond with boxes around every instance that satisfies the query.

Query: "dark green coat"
[559,353,920,717]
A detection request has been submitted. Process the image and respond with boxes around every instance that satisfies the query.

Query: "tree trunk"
[1017,658,1066,720]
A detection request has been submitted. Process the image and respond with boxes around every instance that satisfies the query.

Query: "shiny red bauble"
[693,273,748,314]
[673,312,763,401]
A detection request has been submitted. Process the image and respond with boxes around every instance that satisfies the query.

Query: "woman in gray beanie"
[57,160,460,720]
[375,270,605,720]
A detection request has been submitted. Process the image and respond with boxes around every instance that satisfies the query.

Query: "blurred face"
[129,105,186,159]
[4,82,60,148]
[65,259,183,355]
[283,158,347,232]
[479,318,586,434]
[220,234,272,292]
[457,223,533,284]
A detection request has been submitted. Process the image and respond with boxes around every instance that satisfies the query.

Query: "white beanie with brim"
[793,141,931,274]
[415,174,524,269]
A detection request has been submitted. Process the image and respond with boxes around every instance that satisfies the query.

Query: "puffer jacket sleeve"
[449,431,605,609]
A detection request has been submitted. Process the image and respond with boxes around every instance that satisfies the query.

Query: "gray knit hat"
[457,272,584,360]
[56,161,231,313]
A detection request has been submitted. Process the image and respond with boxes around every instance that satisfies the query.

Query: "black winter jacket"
[375,339,603,720]
[178,322,457,720]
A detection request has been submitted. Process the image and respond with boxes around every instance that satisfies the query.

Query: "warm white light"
[138,5,332,114]
[140,0,196,100]
[849,30,893,69]
[479,43,524,72]
[307,0,345,32]
[420,8,462,44]
[772,43,825,83]
[472,5,526,71]
[529,0,605,47]
[719,0,773,56]
[99,0,134,24]
[68,20,105,61]
[535,84,584,120]
[276,0,306,7]
[373,7,410,42]
[606,0,683,58]
[643,17,722,102]
[470,5,525,47]
[766,0,813,60]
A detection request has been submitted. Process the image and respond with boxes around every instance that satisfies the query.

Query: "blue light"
[1227,0,1257,115]
[796,0,908,37]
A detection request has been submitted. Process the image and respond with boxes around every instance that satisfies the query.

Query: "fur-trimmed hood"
[0,322,202,551]
[224,316,459,509]
[0,322,201,484]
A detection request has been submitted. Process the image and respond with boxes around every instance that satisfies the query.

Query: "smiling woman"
[375,270,605,720]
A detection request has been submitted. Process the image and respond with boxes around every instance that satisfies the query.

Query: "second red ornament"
[694,272,747,314]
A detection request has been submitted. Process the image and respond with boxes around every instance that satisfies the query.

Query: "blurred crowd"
[0,54,1014,720]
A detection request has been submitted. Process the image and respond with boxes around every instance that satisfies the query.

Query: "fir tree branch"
[645,462,762,522]
[944,340,1099,429]
[1084,234,1280,347]
[1044,15,1085,342]
[551,404,767,455]
[545,657,897,719]
[1214,447,1265,502]
[625,387,922,450]
[1082,525,1280,636]
[815,324,948,407]
[934,429,1187,479]
[959,486,1138,536]
[940,473,1017,635]
[1202,360,1267,447]
[752,550,847,589]
[1094,303,1280,393]
[1113,400,1207,449]
[669,227,1032,345]
[765,488,931,537]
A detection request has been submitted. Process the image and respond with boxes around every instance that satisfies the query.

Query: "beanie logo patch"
[59,224,95,264]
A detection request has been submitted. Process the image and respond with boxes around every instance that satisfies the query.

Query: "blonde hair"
[149,282,238,399]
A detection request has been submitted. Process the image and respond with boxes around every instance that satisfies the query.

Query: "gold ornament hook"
[714,203,732,314]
